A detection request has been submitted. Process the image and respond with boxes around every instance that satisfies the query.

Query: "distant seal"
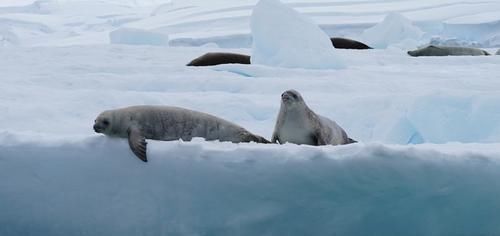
[187,38,372,67]
[271,90,356,146]
[496,49,500,55]
[94,105,270,162]
[408,45,490,57]
[330,37,372,50]
[187,52,251,66]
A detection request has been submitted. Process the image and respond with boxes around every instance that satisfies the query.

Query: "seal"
[330,37,372,50]
[187,38,372,66]
[94,105,270,162]
[496,49,500,55]
[408,45,490,57]
[271,90,356,146]
[187,52,251,66]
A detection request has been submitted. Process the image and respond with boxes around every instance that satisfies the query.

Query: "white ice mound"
[250,0,344,69]
[361,13,424,49]
[109,28,168,46]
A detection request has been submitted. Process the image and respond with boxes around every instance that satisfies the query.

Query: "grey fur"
[271,90,356,146]
[408,45,490,57]
[94,105,270,162]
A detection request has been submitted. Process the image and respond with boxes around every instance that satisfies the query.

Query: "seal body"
[271,90,356,146]
[94,105,269,162]
[408,45,490,57]
[330,37,372,50]
[187,52,251,66]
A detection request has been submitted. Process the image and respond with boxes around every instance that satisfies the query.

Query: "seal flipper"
[312,131,328,146]
[271,132,280,144]
[127,126,148,162]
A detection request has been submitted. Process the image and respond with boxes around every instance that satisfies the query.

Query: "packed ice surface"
[250,0,344,69]
[1,0,500,235]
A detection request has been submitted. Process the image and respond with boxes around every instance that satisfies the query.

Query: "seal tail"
[346,138,357,144]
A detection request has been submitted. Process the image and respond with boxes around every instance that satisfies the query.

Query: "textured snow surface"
[2,0,500,47]
[1,0,500,235]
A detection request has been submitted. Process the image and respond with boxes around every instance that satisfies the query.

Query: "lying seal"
[330,37,372,50]
[408,45,490,57]
[271,90,356,146]
[94,105,270,162]
[187,52,250,66]
[187,38,372,66]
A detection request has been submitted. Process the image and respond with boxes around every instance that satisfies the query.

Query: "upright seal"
[271,90,356,146]
[408,45,490,57]
[94,105,270,162]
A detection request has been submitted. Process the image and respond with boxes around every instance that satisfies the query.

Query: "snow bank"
[250,0,344,69]
[109,27,168,46]
[361,13,424,49]
[1,136,500,236]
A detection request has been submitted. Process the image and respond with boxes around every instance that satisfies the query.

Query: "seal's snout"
[281,92,293,103]
[282,90,300,104]
[93,124,102,133]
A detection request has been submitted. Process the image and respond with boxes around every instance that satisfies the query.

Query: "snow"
[250,0,344,69]
[2,0,500,235]
[109,27,168,46]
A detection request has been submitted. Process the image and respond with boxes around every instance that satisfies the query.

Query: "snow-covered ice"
[2,0,500,235]
[250,0,344,69]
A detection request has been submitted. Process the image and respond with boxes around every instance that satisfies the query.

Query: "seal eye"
[291,93,298,99]
[103,120,110,126]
